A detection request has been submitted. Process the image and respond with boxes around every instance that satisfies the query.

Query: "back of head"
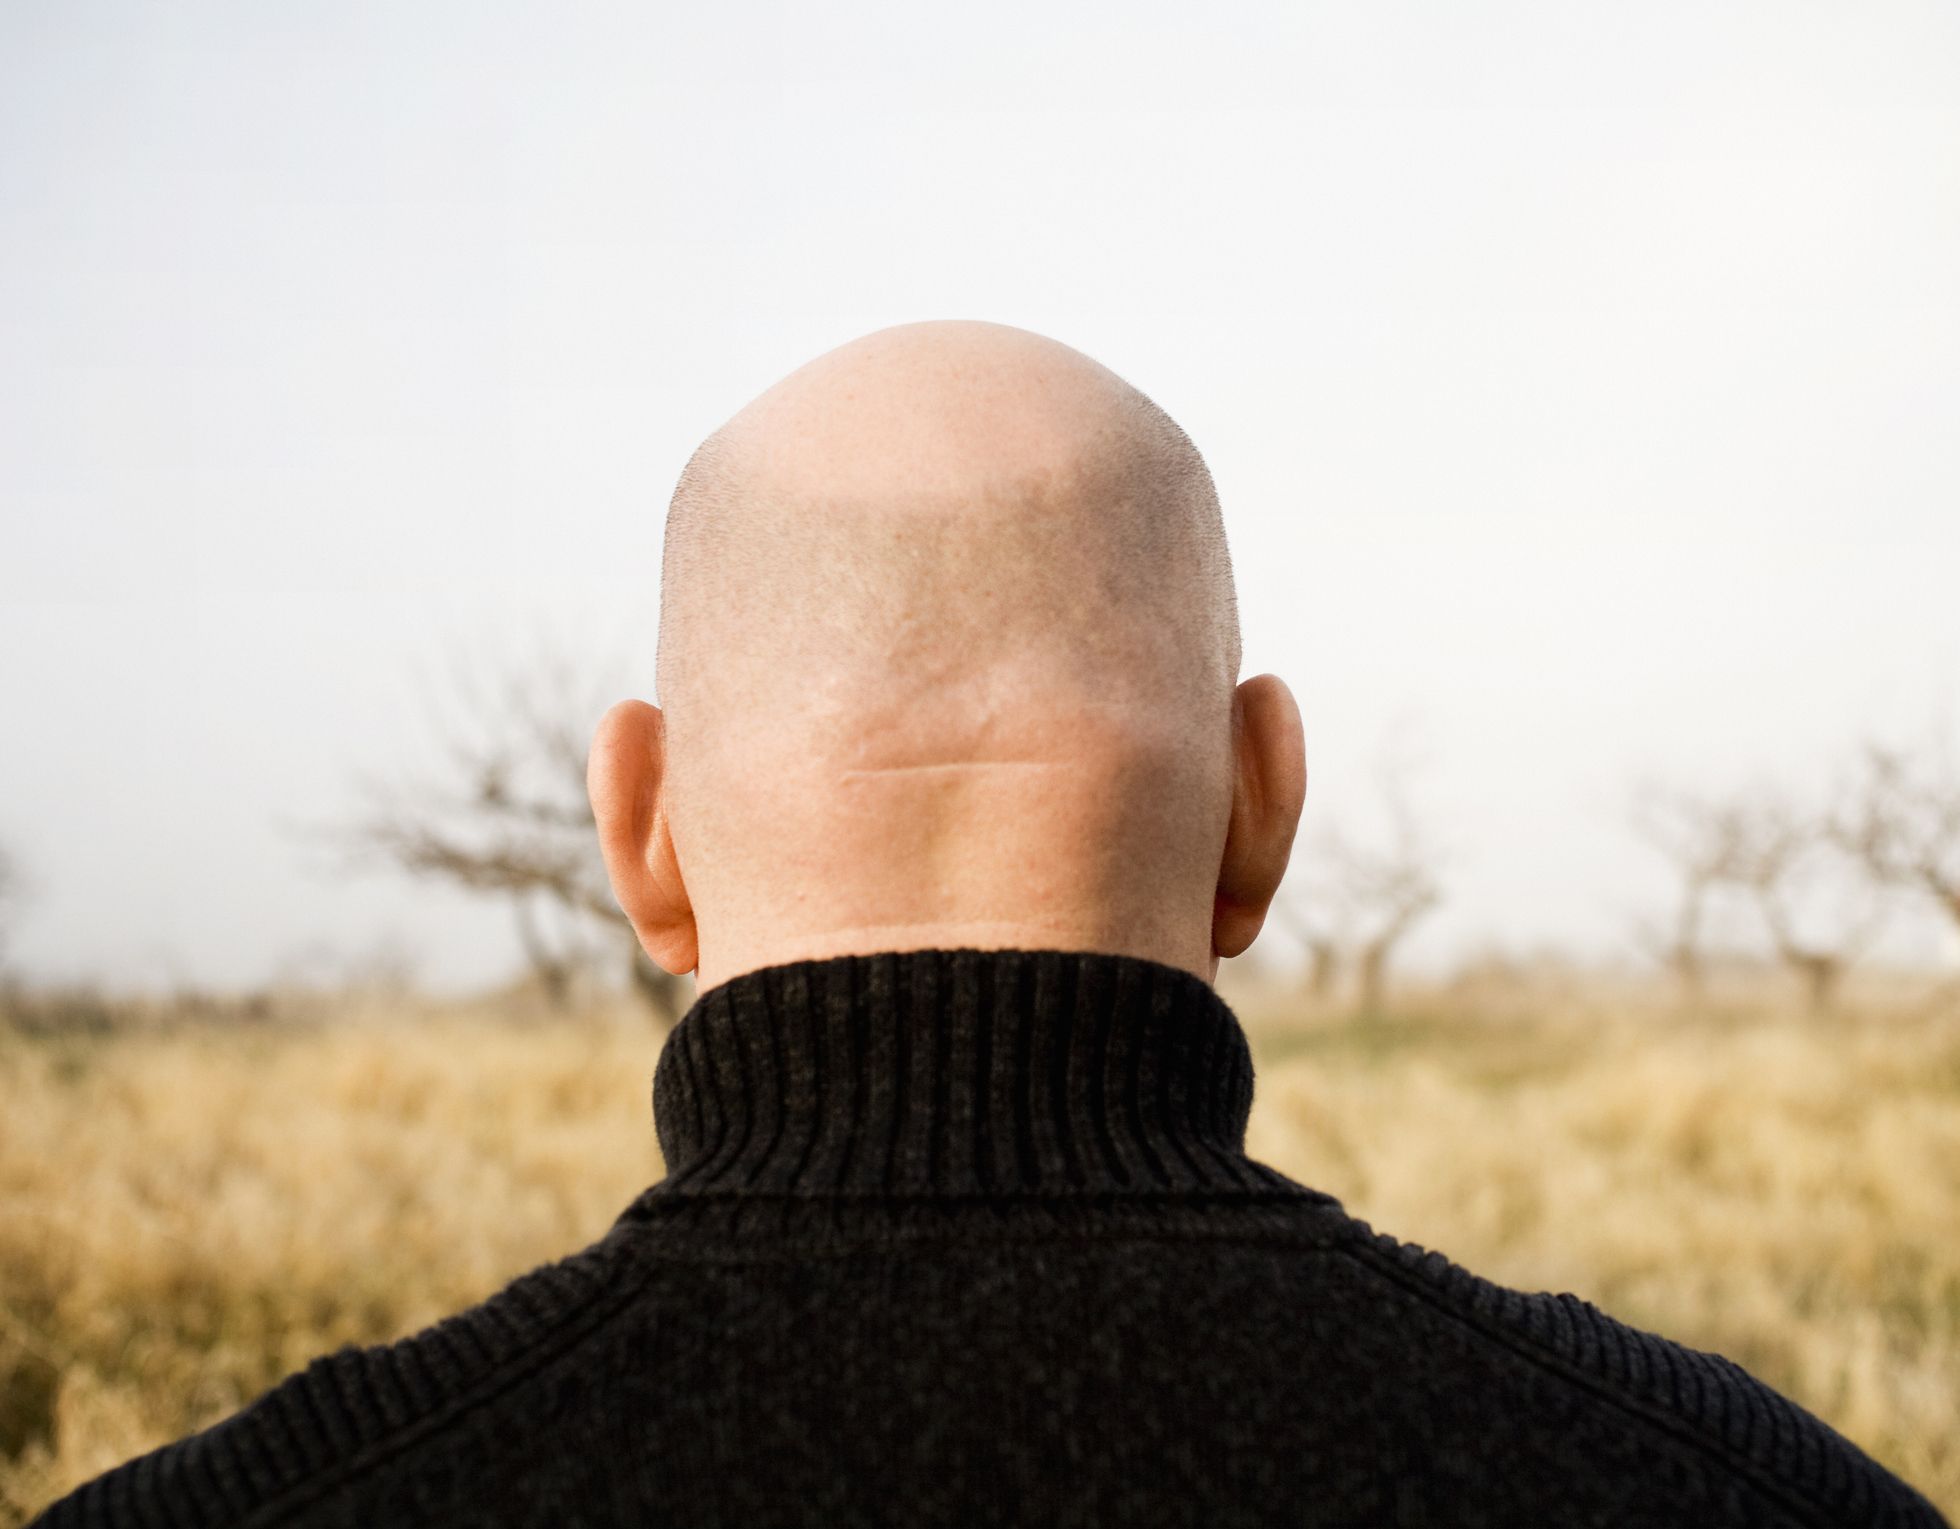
[596,319,1298,990]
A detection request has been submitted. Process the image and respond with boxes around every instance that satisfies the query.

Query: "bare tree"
[1727,795,1885,1014]
[1268,894,1345,1000]
[337,642,688,1021]
[1631,773,1886,1013]
[1335,835,1444,1021]
[1836,738,1960,935]
[1626,781,1755,998]
[1285,763,1446,1020]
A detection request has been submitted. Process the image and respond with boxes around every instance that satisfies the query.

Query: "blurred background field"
[3,969,1955,1525]
[6,4,1960,1523]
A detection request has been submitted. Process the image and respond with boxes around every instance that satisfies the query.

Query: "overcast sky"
[3,1,1957,991]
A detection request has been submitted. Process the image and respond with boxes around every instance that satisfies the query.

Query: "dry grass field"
[2,975,1956,1525]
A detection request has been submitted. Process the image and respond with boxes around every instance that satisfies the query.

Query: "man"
[35,320,1944,1527]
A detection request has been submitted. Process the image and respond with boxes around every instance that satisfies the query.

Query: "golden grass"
[0,1003,662,1524]
[2,982,1956,1524]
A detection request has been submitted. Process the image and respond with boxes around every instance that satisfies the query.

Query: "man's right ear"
[587,699,699,977]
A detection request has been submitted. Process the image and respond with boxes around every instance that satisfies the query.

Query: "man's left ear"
[587,699,699,976]
[1212,674,1307,960]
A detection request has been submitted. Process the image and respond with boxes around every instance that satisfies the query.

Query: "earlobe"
[587,699,699,976]
[1212,674,1307,961]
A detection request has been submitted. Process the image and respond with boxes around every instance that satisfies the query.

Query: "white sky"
[2,1,1957,990]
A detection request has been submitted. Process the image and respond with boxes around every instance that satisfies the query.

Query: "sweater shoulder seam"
[1335,1237,1909,1529]
[31,1233,651,1529]
[231,1262,651,1529]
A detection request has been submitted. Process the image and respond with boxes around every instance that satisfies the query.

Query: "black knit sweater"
[31,947,1947,1528]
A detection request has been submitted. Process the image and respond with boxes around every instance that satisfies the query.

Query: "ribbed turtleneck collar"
[649,946,1302,1198]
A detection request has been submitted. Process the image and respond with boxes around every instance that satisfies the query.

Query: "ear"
[588,699,699,976]
[1212,674,1307,961]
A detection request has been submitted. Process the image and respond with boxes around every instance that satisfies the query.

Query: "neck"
[677,715,1234,993]
[697,920,1220,995]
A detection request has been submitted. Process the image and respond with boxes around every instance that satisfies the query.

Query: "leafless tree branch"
[334,639,685,1020]
[1279,758,1447,1018]
[1835,739,1960,932]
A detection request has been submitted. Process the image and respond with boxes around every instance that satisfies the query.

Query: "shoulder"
[27,1218,652,1529]
[1329,1215,1947,1529]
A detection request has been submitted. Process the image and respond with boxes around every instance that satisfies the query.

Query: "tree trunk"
[1305,940,1340,1000]
[1796,953,1841,1016]
[1355,943,1389,1021]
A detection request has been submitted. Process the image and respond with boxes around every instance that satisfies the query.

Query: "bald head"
[657,321,1239,730]
[590,320,1304,991]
